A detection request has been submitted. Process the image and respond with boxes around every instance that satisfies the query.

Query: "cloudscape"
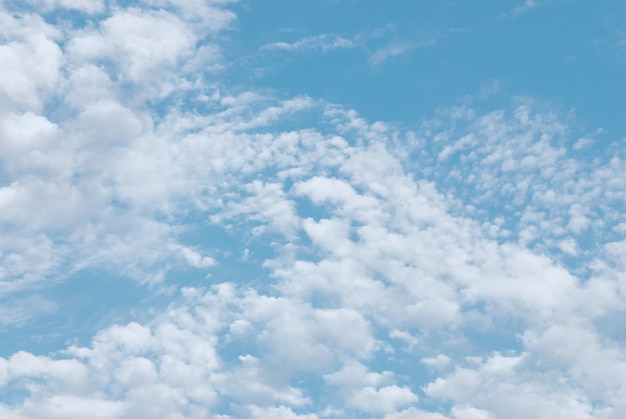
[1,1,626,418]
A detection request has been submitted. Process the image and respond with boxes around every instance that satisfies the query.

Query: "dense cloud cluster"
[1,0,625,418]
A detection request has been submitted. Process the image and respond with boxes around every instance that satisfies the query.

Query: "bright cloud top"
[0,1,625,418]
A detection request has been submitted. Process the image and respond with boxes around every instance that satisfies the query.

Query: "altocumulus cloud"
[0,1,626,418]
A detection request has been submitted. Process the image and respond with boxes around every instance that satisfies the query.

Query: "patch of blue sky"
[1,2,101,48]
[178,221,274,289]
[230,0,626,138]
[37,8,95,29]
[0,270,151,357]
[0,383,32,410]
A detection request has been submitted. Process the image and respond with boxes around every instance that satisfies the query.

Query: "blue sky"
[229,0,626,133]
[1,0,626,418]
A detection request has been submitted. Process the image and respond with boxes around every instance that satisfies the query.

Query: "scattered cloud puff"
[0,1,625,418]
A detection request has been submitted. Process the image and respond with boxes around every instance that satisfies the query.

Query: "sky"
[0,0,626,418]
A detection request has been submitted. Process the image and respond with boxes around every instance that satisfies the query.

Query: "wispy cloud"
[260,26,439,68]
[504,0,566,18]
[261,33,356,53]
[368,42,412,66]
[367,39,437,66]
[359,23,441,67]
[511,0,541,17]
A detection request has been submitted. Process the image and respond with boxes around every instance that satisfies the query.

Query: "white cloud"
[451,405,494,419]
[74,100,149,145]
[385,408,448,419]
[504,0,569,19]
[241,405,318,419]
[502,0,548,18]
[0,284,376,417]
[369,42,414,66]
[262,34,356,53]
[142,0,237,32]
[213,180,301,238]
[0,111,58,157]
[175,245,216,268]
[259,26,438,68]
[324,362,419,415]
[511,0,541,17]
[67,9,195,83]
[421,354,452,371]
[0,1,247,291]
[0,23,62,111]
